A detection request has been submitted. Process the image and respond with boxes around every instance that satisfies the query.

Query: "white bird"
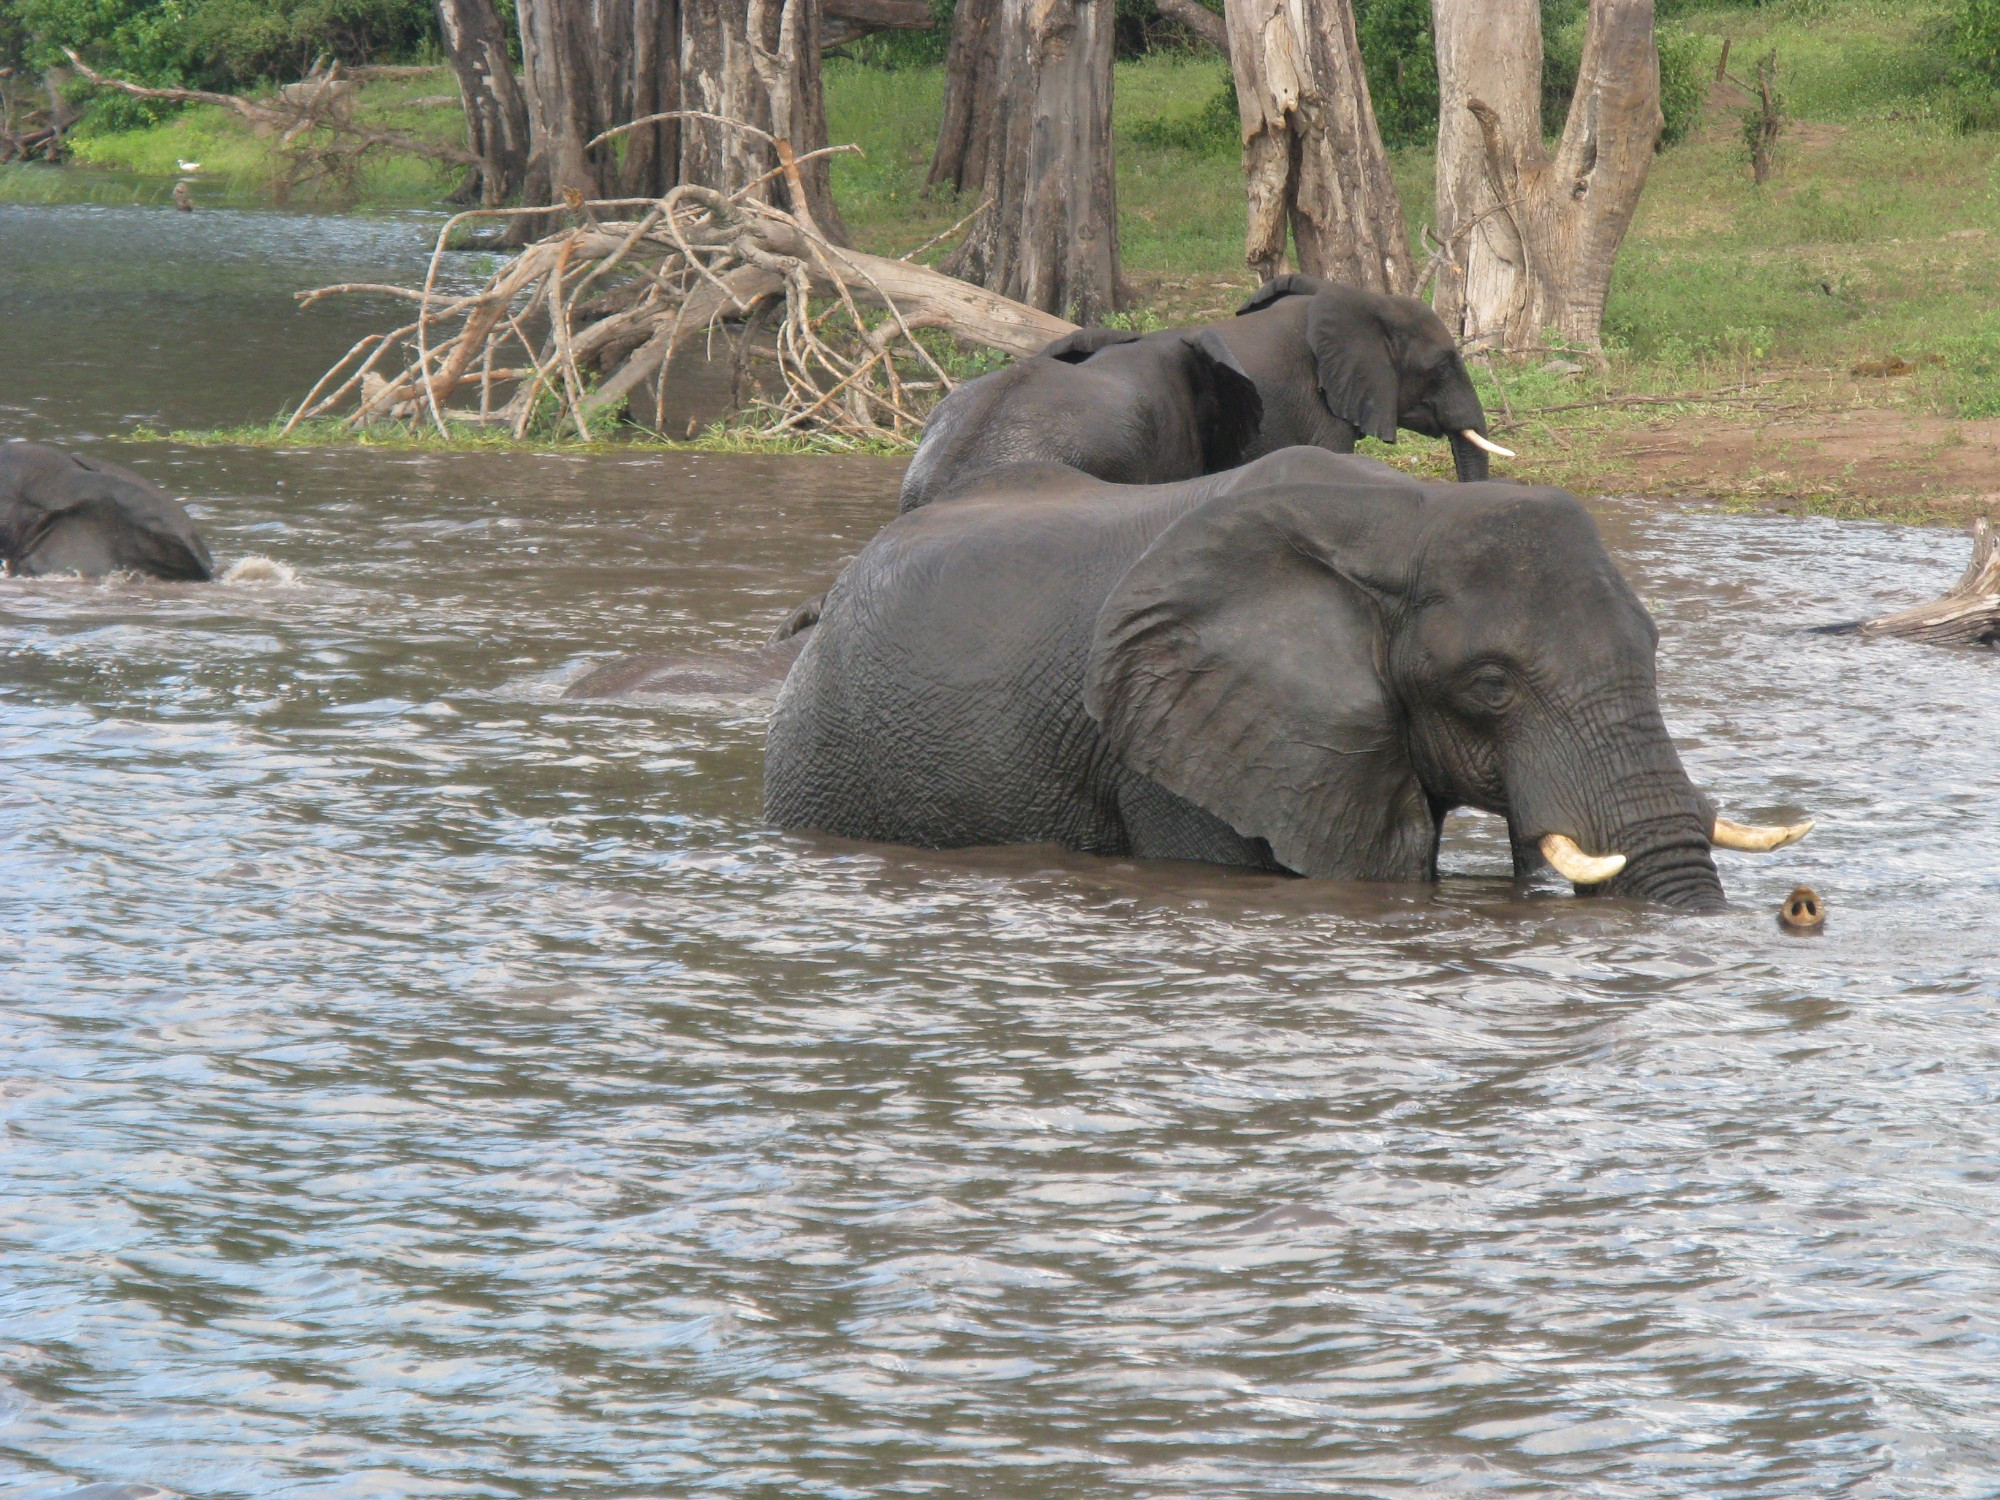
[176,159,201,173]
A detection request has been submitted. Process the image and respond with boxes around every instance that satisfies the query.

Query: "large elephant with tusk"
[766,448,1809,909]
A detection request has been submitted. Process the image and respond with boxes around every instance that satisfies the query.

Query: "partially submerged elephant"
[1212,273,1507,481]
[0,442,214,581]
[766,448,1809,909]
[897,326,1262,511]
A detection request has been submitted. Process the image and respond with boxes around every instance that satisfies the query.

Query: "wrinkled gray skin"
[1213,274,1497,482]
[897,326,1264,511]
[0,442,214,580]
[767,447,1727,911]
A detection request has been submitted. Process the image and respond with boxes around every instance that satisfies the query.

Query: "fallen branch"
[1857,518,2000,647]
[286,121,1076,444]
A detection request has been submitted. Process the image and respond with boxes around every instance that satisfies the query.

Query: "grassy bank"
[33,0,2000,520]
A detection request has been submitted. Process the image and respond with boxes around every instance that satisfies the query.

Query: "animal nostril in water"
[1779,885,1826,933]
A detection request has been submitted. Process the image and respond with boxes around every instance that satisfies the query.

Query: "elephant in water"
[0,442,214,580]
[766,448,1811,910]
[897,326,1263,511]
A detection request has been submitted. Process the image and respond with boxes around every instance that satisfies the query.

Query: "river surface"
[2,193,1998,1499]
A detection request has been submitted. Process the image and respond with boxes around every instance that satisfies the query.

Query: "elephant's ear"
[1307,286,1400,443]
[1237,273,1326,316]
[1084,481,1437,880]
[1181,328,1263,471]
[1039,327,1143,364]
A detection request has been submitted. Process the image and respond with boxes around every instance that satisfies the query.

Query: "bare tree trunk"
[1433,0,1662,351]
[680,0,849,242]
[946,0,1120,323]
[1221,0,1408,292]
[435,0,531,204]
[927,0,1002,193]
[516,0,682,206]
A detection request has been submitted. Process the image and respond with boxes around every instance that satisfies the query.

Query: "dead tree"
[947,0,1121,323]
[1221,0,1409,291]
[1156,0,1227,53]
[1855,519,2000,648]
[927,0,1002,193]
[285,121,1075,447]
[514,0,683,206]
[824,0,936,48]
[681,0,848,240]
[435,0,531,203]
[1432,0,1663,352]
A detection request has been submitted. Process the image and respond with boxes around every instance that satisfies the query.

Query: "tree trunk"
[680,0,849,242]
[927,0,1002,193]
[516,0,681,206]
[1432,0,1662,351]
[1221,0,1409,292]
[434,0,532,204]
[945,0,1120,324]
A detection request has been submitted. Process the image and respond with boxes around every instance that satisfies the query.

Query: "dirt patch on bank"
[1593,407,2000,522]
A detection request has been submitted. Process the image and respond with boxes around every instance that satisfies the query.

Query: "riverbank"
[13,0,2000,522]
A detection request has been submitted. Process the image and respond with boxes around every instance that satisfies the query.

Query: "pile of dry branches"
[285,115,1073,446]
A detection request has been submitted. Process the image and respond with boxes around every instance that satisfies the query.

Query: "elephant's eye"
[1461,665,1515,712]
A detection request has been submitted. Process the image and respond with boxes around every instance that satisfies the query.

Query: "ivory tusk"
[1539,833,1626,885]
[1711,816,1815,852]
[1460,428,1516,459]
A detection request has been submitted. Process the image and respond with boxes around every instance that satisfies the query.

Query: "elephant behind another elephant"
[1,442,215,581]
[767,447,1810,910]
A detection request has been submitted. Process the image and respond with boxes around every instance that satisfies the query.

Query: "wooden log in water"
[1859,517,2000,647]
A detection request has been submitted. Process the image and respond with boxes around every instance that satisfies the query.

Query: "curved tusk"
[1460,428,1515,459]
[1539,833,1626,885]
[1711,815,1815,852]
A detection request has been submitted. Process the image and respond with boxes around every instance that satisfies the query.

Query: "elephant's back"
[765,480,1181,849]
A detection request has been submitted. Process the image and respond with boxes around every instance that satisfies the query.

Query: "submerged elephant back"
[0,442,214,580]
[767,475,1193,850]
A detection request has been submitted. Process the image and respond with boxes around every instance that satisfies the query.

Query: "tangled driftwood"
[1856,516,2000,647]
[286,116,1073,445]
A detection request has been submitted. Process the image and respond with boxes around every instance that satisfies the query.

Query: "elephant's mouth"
[1523,810,1816,910]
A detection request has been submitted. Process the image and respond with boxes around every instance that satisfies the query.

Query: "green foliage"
[10,0,437,96]
[1950,0,2000,80]
[1355,0,1437,149]
[1129,73,1237,152]
[1656,26,1711,145]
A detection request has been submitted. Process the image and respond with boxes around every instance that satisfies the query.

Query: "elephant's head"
[1085,456,1807,909]
[1239,276,1506,482]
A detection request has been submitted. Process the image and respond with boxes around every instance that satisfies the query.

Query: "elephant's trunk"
[1449,431,1490,483]
[1510,744,1727,912]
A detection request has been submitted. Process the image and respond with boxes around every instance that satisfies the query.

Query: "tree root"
[284,132,1075,445]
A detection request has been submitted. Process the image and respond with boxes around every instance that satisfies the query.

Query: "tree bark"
[434,0,531,204]
[945,0,1121,323]
[927,0,1002,193]
[516,0,682,206]
[1432,0,1662,351]
[680,0,848,241]
[1220,0,1409,292]
[824,0,934,48]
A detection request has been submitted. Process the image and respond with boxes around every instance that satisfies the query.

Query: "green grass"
[61,70,470,204]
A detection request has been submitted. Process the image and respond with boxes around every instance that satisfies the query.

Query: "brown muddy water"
[2,196,1999,1499]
